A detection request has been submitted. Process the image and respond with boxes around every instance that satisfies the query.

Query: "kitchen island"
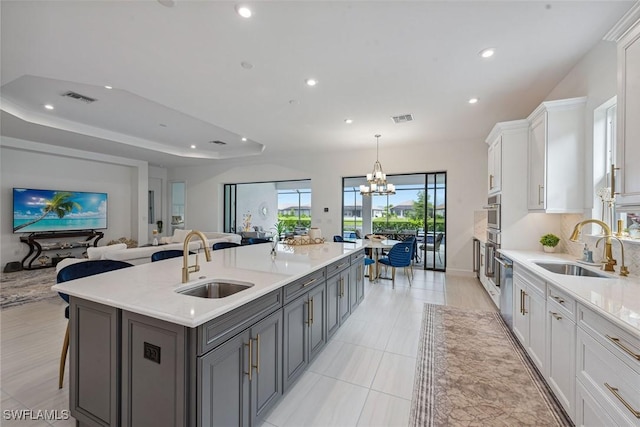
[53,241,367,427]
[499,250,640,426]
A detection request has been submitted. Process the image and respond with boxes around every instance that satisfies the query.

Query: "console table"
[19,230,104,270]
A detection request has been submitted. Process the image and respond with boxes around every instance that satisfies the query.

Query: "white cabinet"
[487,134,502,195]
[527,97,586,213]
[512,266,546,373]
[546,287,576,421]
[615,19,640,209]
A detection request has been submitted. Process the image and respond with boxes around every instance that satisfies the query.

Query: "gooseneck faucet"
[569,219,615,272]
[182,230,212,283]
[596,235,629,276]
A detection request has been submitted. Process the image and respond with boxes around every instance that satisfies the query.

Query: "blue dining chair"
[377,241,414,288]
[151,249,190,262]
[212,242,240,250]
[56,259,133,388]
[364,256,376,280]
[247,238,272,245]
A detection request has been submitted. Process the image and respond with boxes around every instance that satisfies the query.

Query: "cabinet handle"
[340,277,344,297]
[304,300,310,325]
[550,311,562,320]
[520,290,525,315]
[489,174,494,189]
[604,383,640,418]
[522,291,528,314]
[302,278,317,288]
[538,185,544,206]
[244,339,253,382]
[611,164,621,198]
[310,297,314,325]
[551,295,565,304]
[252,335,260,374]
[336,263,348,270]
[606,335,640,361]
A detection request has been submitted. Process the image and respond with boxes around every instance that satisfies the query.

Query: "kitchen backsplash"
[474,210,487,241]
[561,214,640,278]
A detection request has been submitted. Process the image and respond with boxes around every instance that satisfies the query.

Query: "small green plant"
[272,221,287,241]
[539,233,560,247]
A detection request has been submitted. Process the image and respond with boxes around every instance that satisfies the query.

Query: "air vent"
[209,140,227,145]
[391,114,413,124]
[61,91,97,104]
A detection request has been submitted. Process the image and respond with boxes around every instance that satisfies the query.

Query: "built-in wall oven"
[485,229,500,282]
[484,194,501,230]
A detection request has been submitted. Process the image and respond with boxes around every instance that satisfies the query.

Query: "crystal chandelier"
[359,134,396,196]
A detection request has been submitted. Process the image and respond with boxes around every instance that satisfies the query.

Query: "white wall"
[169,138,488,273]
[0,137,149,267]
[236,182,278,233]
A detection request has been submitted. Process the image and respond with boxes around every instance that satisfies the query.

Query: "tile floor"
[0,269,495,426]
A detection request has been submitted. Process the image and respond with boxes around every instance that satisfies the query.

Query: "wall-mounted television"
[13,188,108,233]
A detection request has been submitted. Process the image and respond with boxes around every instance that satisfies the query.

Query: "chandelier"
[359,134,396,196]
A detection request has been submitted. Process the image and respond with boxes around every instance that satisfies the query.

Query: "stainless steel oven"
[484,194,501,231]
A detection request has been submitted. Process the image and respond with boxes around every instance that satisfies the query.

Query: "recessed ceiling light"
[479,48,495,58]
[44,104,54,110]
[344,119,353,124]
[190,144,196,149]
[305,78,318,87]
[240,61,253,70]
[241,137,247,142]
[468,98,479,104]
[159,123,167,127]
[236,5,252,18]
[104,85,113,90]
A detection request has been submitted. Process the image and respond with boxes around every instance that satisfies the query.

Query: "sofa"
[56,230,241,269]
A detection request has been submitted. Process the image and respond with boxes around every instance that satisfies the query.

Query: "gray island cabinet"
[66,247,366,427]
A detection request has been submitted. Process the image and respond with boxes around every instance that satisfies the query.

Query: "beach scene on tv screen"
[13,188,107,233]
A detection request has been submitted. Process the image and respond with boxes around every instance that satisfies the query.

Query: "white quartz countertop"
[499,250,640,338]
[52,241,365,328]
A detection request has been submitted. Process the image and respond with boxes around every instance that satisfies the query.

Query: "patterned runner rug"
[410,303,572,426]
[1,268,58,309]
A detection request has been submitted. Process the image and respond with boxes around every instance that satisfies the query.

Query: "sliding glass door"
[342,172,446,271]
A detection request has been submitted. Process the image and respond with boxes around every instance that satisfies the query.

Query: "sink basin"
[533,262,611,278]
[177,280,254,298]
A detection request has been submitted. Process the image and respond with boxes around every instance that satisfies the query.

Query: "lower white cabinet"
[546,291,576,420]
[512,267,546,373]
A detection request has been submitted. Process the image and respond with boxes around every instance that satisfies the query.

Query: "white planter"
[543,245,556,253]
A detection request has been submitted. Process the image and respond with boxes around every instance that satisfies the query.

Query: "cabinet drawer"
[198,289,282,356]
[576,328,640,426]
[326,258,350,278]
[578,303,640,370]
[283,269,326,304]
[514,265,546,297]
[547,285,576,321]
[576,379,617,427]
[349,250,365,265]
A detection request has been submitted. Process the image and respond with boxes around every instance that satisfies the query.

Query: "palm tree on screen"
[13,192,81,232]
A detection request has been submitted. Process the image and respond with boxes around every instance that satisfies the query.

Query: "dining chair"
[56,259,133,388]
[421,233,444,263]
[377,241,414,288]
[333,235,344,242]
[212,241,240,250]
[151,249,190,262]
[247,237,272,245]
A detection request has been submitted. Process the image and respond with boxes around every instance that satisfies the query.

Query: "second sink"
[177,280,254,298]
[533,262,610,278]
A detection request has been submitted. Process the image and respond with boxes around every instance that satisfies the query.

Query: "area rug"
[1,268,58,309]
[410,303,572,427]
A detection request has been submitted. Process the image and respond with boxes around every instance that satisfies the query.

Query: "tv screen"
[13,188,108,233]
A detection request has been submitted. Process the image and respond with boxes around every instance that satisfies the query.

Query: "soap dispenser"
[582,244,589,261]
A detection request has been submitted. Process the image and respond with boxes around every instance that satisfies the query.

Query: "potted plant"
[539,233,560,253]
[272,220,286,241]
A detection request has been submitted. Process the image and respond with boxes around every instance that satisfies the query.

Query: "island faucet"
[596,235,629,277]
[182,230,212,283]
[569,219,616,272]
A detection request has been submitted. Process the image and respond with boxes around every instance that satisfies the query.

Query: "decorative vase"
[309,227,322,240]
[543,245,555,253]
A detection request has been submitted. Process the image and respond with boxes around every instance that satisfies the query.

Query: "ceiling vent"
[209,140,227,145]
[61,91,97,104]
[391,114,413,124]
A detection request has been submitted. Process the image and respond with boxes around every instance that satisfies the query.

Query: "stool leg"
[59,322,70,389]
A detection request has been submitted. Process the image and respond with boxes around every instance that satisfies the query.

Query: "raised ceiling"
[0,1,635,167]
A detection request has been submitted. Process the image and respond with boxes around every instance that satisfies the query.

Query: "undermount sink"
[533,262,611,278]
[177,280,254,298]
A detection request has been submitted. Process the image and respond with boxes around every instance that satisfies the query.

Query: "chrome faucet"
[569,219,616,272]
[182,230,212,283]
[596,235,629,277]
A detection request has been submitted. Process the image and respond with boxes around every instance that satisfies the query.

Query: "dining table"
[359,238,402,282]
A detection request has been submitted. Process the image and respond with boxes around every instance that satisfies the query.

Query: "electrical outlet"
[144,342,161,364]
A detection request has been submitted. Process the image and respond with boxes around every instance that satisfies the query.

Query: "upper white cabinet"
[487,134,502,195]
[527,97,586,213]
[615,19,640,209]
